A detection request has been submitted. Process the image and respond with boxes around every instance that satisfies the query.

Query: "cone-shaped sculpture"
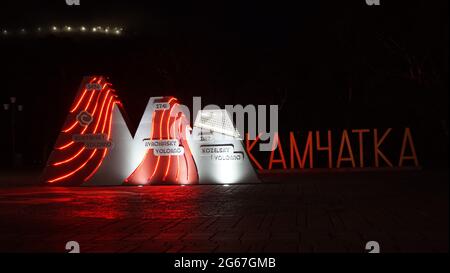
[125,97,199,185]
[42,76,128,186]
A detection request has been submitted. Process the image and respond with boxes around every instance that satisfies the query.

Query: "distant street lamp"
[3,97,23,166]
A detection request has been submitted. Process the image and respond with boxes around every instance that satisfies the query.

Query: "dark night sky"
[0,0,448,167]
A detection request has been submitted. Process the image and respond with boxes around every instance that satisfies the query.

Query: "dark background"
[0,0,448,168]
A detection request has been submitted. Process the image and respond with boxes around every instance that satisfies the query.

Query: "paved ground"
[0,170,448,253]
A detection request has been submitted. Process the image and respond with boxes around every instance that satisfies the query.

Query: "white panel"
[189,127,260,184]
[86,97,162,185]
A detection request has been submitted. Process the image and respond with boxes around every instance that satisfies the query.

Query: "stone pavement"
[0,170,447,253]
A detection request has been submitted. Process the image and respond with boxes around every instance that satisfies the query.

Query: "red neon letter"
[246,133,263,170]
[268,133,287,170]
[290,131,313,169]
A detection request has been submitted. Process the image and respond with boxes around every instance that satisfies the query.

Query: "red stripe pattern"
[125,97,198,185]
[43,76,121,185]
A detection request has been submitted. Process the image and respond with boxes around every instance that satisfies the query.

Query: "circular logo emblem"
[76,111,93,127]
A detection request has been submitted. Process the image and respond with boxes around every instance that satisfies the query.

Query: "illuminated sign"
[189,109,258,184]
[246,129,420,170]
[42,75,420,187]
[43,78,259,186]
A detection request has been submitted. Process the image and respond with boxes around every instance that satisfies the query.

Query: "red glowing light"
[44,76,122,185]
[175,117,180,182]
[101,96,116,133]
[70,89,88,113]
[52,147,85,166]
[84,91,95,111]
[93,90,112,133]
[62,121,78,133]
[163,102,178,181]
[70,78,97,113]
[47,149,98,183]
[56,141,74,150]
[46,86,198,186]
[84,101,117,182]
[125,96,198,185]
